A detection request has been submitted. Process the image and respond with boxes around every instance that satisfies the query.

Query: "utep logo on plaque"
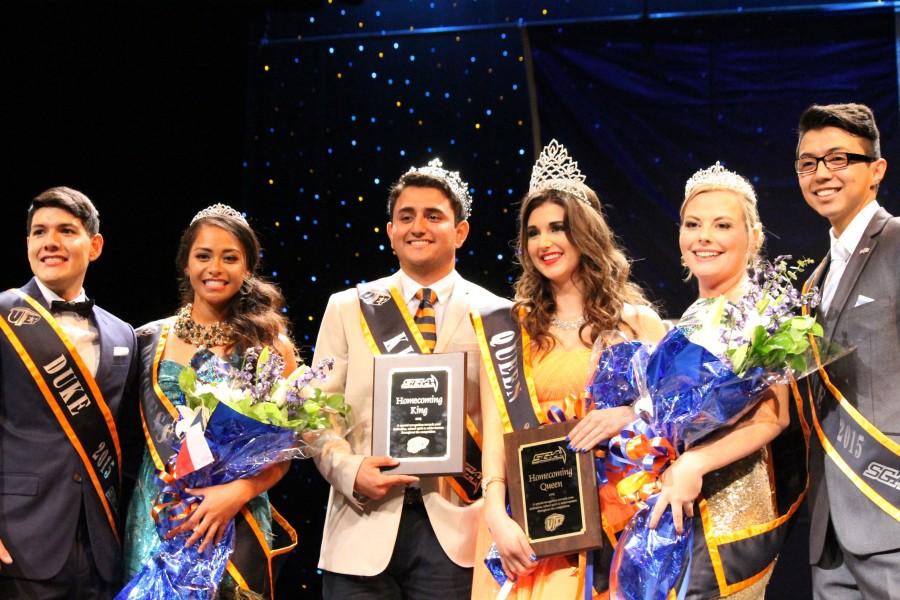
[505,420,603,557]
[372,352,467,476]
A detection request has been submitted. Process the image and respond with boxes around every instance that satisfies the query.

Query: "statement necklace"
[173,304,235,349]
[550,314,587,331]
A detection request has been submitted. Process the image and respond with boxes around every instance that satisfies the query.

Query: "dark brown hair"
[798,103,881,157]
[513,185,650,352]
[387,172,468,223]
[27,186,100,235]
[176,213,291,350]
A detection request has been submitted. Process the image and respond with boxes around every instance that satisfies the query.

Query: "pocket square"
[854,294,875,308]
[113,346,130,357]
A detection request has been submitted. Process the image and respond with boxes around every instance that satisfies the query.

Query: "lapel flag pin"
[859,247,871,255]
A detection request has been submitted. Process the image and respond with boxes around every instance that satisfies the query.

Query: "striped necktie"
[414,288,438,352]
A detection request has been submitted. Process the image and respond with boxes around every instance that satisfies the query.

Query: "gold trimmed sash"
[470,300,542,433]
[357,280,483,503]
[136,320,298,598]
[798,304,900,519]
[800,281,899,520]
[686,380,810,596]
[0,288,122,542]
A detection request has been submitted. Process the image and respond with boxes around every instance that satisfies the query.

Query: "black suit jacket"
[806,207,900,562]
[0,278,140,582]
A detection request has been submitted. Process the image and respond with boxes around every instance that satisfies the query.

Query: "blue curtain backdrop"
[244,5,899,598]
[527,9,899,316]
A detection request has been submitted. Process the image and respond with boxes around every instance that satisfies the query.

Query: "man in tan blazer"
[312,159,500,598]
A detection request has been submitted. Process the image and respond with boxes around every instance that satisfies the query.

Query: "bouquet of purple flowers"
[589,257,821,600]
[117,347,348,600]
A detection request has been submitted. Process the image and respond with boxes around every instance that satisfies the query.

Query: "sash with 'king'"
[137,320,297,599]
[0,288,122,542]
[357,280,483,503]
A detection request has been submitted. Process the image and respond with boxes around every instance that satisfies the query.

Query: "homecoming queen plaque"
[505,420,603,557]
[372,352,466,476]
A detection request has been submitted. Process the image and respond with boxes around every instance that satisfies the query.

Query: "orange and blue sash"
[0,288,122,542]
[136,321,297,598]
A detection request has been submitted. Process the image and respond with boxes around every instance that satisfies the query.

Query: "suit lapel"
[824,208,890,341]
[21,278,49,309]
[435,278,469,353]
[92,309,112,389]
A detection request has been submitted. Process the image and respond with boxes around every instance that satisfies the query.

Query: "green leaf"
[256,346,272,379]
[179,368,197,394]
[730,345,749,375]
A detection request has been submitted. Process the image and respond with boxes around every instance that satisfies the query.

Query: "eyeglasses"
[795,151,876,175]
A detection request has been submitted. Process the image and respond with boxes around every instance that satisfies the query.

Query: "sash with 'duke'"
[0,289,122,542]
[357,281,483,503]
[137,321,297,599]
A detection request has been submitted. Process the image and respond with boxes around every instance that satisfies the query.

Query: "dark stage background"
[3,1,899,598]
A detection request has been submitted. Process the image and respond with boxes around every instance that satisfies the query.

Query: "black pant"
[323,492,472,600]
[0,513,114,600]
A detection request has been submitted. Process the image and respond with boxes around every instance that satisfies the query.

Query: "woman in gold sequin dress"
[642,164,792,599]
[472,141,667,599]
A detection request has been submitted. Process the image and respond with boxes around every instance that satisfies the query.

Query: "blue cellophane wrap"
[601,327,778,600]
[117,401,298,600]
[588,340,648,411]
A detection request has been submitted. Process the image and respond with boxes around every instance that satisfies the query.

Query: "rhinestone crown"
[190,203,247,225]
[684,161,757,204]
[405,158,473,219]
[528,139,589,205]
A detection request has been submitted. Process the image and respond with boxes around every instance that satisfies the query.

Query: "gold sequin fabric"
[701,448,775,599]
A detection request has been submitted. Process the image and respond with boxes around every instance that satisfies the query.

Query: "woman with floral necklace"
[123,204,296,598]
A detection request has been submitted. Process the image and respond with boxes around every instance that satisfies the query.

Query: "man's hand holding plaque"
[372,352,467,475]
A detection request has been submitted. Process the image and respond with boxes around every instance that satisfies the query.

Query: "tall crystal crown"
[684,161,757,204]
[190,203,248,225]
[405,158,473,219]
[528,139,589,205]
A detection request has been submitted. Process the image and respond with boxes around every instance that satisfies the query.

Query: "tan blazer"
[312,271,497,575]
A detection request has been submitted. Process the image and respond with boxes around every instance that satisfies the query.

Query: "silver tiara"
[405,158,473,219]
[528,139,589,205]
[190,203,248,225]
[684,162,757,204]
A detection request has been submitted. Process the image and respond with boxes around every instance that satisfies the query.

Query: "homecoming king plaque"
[372,352,466,476]
[505,420,603,557]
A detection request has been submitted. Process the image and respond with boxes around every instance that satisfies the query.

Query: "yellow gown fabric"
[472,345,600,600]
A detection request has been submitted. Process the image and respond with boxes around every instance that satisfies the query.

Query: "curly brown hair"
[513,184,650,352]
[176,213,292,351]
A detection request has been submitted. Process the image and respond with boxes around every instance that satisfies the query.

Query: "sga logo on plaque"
[372,352,467,475]
[505,420,603,556]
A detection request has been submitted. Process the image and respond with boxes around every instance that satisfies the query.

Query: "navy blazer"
[0,278,140,583]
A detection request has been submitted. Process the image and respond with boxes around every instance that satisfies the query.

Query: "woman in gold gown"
[641,163,793,599]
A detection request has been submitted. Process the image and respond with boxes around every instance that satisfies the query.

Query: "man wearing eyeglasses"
[796,103,900,599]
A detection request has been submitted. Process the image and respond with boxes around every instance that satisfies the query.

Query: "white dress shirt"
[820,200,881,315]
[35,279,100,376]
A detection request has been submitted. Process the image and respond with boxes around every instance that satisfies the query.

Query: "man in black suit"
[796,104,900,599]
[0,187,139,599]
